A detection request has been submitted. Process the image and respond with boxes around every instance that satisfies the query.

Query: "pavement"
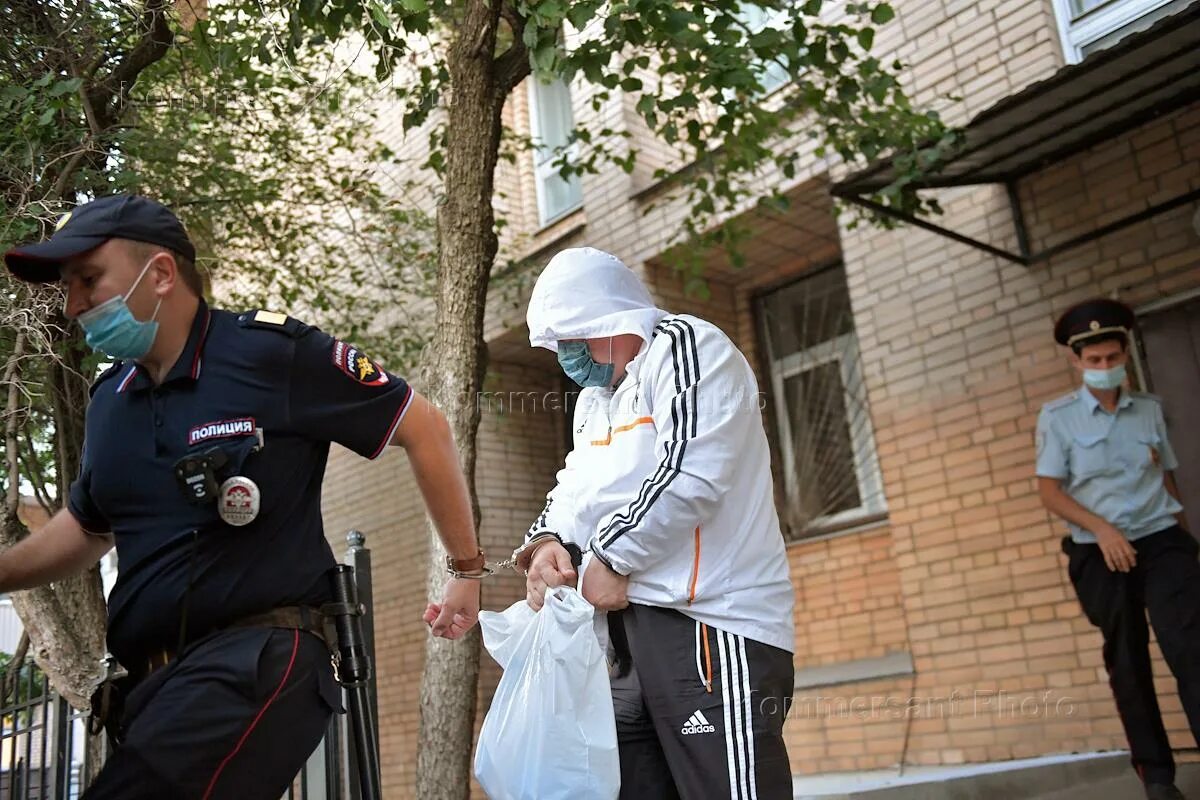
[794,752,1200,799]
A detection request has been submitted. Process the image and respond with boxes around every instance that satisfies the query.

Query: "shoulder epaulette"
[1043,392,1078,412]
[88,362,124,397]
[1129,391,1162,404]
[235,310,309,338]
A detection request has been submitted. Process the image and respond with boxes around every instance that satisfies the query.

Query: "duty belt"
[140,605,330,679]
[91,606,331,742]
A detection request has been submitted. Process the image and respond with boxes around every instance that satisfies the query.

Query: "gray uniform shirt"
[1036,387,1182,543]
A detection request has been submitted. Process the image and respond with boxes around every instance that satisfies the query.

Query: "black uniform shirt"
[68,301,412,665]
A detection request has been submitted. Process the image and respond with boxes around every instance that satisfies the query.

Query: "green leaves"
[48,78,83,98]
[567,1,605,30]
[368,1,392,29]
[871,3,896,24]
[541,0,951,268]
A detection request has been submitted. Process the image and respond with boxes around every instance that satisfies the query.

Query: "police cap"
[5,194,195,284]
[1053,298,1135,349]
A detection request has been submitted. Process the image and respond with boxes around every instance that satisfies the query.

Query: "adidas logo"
[680,710,716,735]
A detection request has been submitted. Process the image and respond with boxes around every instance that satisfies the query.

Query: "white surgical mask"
[1083,364,1126,391]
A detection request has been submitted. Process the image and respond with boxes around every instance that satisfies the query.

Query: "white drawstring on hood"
[527,247,668,352]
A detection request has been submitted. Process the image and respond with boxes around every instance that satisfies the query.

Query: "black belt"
[91,606,330,743]
[140,605,329,679]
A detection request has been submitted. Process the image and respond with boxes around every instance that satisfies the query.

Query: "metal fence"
[0,531,378,800]
[0,673,91,800]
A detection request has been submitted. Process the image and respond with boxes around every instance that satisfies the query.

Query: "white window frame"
[769,332,887,532]
[527,76,583,226]
[1052,0,1183,62]
[735,3,791,96]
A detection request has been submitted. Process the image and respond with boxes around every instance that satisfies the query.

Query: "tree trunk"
[2,328,107,708]
[415,1,510,797]
[3,565,106,708]
[49,324,91,508]
[0,0,172,709]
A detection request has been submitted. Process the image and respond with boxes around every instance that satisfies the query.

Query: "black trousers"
[84,626,339,800]
[609,603,795,800]
[1065,524,1200,785]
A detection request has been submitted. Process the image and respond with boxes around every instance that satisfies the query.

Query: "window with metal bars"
[757,265,886,538]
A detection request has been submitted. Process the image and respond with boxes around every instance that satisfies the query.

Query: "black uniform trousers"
[1064,524,1200,786]
[609,603,794,800]
[84,626,338,800]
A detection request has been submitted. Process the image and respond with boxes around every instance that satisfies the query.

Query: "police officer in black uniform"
[1,195,486,798]
[1037,299,1198,800]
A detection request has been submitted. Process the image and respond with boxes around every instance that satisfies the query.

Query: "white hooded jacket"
[525,248,795,653]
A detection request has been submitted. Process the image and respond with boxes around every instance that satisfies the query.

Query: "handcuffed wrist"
[445,549,493,579]
[514,531,563,571]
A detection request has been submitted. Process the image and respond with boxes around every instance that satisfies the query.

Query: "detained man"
[517,247,797,800]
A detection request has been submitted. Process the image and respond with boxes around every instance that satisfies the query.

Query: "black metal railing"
[0,670,93,800]
[0,531,378,800]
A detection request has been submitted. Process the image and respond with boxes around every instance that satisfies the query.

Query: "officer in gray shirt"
[1036,298,1197,800]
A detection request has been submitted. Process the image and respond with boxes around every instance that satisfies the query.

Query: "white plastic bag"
[474,586,620,800]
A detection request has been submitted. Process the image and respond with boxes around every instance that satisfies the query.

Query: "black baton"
[325,565,382,800]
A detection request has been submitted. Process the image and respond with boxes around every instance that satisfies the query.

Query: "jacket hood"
[527,247,667,352]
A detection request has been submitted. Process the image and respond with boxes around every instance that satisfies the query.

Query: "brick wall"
[836,102,1199,768]
[321,357,565,797]
[312,0,1200,790]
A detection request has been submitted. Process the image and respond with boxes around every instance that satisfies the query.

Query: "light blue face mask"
[1083,364,1126,390]
[557,340,614,388]
[76,256,163,360]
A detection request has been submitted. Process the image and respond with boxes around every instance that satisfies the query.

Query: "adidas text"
[681,710,715,735]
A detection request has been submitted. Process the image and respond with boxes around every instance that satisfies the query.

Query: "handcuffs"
[443,532,583,579]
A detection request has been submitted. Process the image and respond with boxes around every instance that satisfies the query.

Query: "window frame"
[734,3,792,96]
[527,75,583,227]
[1051,0,1183,62]
[759,273,887,538]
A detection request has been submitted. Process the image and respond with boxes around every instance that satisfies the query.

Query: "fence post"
[47,694,71,800]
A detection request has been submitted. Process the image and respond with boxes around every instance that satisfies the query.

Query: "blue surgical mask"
[1083,364,1126,391]
[77,256,163,360]
[557,340,614,388]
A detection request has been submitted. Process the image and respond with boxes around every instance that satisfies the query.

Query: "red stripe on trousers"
[201,629,301,800]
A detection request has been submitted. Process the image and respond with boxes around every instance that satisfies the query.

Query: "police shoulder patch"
[236,309,307,337]
[88,362,124,397]
[332,340,389,387]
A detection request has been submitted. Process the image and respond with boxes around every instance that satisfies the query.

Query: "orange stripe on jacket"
[590,416,654,446]
[688,526,701,604]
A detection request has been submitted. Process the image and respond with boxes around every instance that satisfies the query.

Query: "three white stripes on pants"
[713,627,758,800]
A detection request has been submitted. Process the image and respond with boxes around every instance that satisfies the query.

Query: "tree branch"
[49,149,91,201]
[88,0,175,130]
[2,632,30,706]
[494,2,530,96]
[4,331,27,517]
[18,425,54,518]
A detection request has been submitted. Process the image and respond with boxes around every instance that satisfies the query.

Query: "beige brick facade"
[317,1,1200,794]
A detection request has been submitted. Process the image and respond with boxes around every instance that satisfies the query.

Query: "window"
[757,266,886,538]
[528,76,582,226]
[1053,0,1192,62]
[736,4,790,95]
